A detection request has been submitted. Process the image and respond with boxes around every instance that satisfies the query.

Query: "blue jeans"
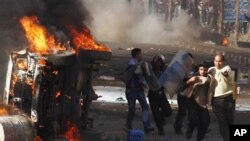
[125,89,151,130]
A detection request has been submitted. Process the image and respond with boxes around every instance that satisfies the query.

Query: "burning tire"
[47,49,76,66]
[0,105,34,141]
[0,115,34,141]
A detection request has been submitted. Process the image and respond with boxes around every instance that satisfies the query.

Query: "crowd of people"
[123,48,235,141]
[128,0,217,30]
[128,0,249,35]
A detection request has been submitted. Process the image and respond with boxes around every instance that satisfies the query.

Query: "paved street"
[80,101,250,141]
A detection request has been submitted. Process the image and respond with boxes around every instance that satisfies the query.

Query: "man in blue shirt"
[124,48,154,133]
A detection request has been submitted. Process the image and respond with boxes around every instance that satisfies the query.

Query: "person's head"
[200,0,204,5]
[131,48,143,61]
[151,54,165,70]
[197,64,208,76]
[214,54,225,69]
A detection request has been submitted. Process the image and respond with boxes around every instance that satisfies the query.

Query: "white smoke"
[82,0,201,44]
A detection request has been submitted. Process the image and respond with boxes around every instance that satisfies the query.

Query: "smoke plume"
[83,0,201,44]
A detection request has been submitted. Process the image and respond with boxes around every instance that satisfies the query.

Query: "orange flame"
[19,16,66,55]
[68,25,111,52]
[222,37,229,46]
[10,74,18,96]
[53,70,59,75]
[64,122,81,141]
[25,77,33,86]
[56,91,61,98]
[38,59,47,66]
[17,59,28,70]
[34,136,43,141]
[0,108,8,115]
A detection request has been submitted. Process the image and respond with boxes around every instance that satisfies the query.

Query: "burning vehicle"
[1,15,111,141]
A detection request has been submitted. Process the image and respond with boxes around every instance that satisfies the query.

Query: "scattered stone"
[126,47,134,51]
[204,40,216,45]
[116,97,125,102]
[99,75,115,81]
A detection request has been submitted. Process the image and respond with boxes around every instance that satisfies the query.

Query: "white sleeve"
[221,65,232,74]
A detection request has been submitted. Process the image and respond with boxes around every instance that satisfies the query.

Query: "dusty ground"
[80,101,250,141]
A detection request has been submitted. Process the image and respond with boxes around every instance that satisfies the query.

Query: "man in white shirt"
[208,54,234,141]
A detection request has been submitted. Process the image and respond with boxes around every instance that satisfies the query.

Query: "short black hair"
[197,64,208,69]
[131,48,141,58]
[194,63,208,72]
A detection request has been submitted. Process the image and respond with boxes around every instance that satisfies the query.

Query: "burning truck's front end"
[1,15,111,141]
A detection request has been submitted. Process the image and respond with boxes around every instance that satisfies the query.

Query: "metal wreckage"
[0,16,111,141]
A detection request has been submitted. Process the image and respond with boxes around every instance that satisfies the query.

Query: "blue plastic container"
[127,129,144,141]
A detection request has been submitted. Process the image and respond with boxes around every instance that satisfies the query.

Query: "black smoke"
[40,0,92,41]
[0,0,92,94]
[41,0,92,28]
[0,0,92,51]
[0,0,43,51]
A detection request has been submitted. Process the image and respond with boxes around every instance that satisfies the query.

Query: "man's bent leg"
[125,90,137,129]
[137,91,154,133]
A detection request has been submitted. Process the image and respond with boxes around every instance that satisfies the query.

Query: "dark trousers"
[187,97,210,141]
[148,89,172,133]
[125,89,151,130]
[174,94,188,131]
[212,94,234,141]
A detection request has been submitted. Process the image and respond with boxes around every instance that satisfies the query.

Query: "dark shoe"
[196,138,202,141]
[158,131,165,136]
[123,125,132,131]
[206,128,212,133]
[145,127,155,134]
[174,127,182,134]
[161,118,166,126]
[186,129,193,139]
[174,124,182,134]
[175,129,183,134]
